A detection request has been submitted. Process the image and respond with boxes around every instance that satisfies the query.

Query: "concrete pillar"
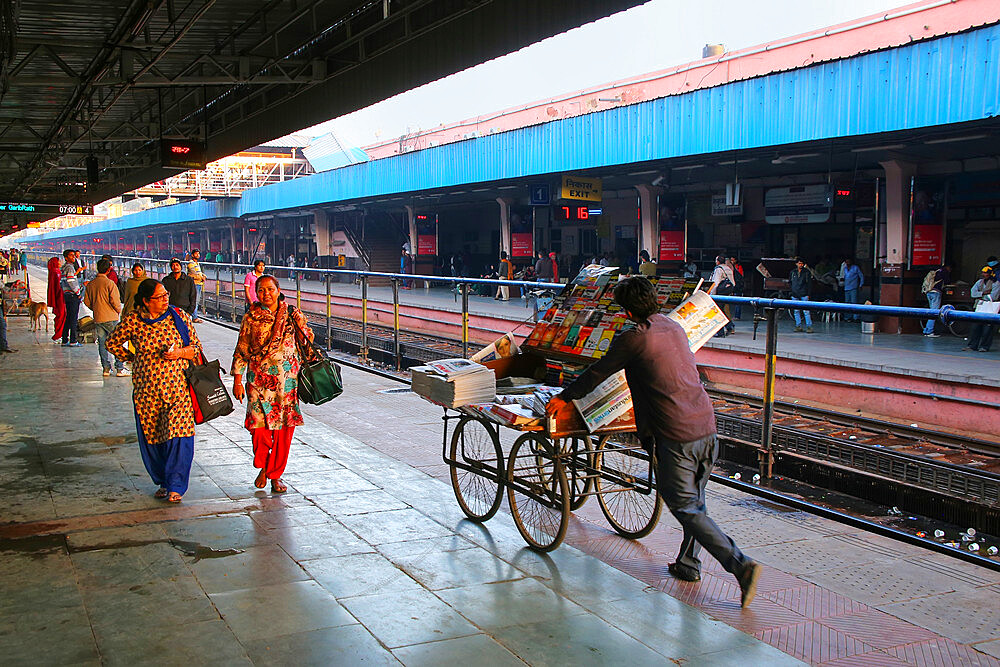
[403,205,417,254]
[496,197,513,256]
[878,160,917,333]
[634,184,662,262]
[879,160,915,266]
[313,209,331,257]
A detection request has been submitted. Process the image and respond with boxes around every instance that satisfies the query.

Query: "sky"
[298,0,910,147]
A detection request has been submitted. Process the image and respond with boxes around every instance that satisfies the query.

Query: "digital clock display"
[554,205,602,221]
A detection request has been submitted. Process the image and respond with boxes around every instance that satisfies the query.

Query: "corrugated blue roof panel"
[28,23,1000,242]
[33,198,238,241]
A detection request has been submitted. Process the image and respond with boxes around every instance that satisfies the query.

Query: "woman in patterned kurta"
[107,279,203,503]
[231,275,314,493]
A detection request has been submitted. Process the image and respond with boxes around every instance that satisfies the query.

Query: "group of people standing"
[0,248,25,278]
[41,249,316,503]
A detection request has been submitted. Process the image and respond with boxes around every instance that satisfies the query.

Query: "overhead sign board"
[529,183,550,206]
[0,202,93,215]
[711,195,743,217]
[160,138,207,170]
[764,185,832,224]
[560,175,602,202]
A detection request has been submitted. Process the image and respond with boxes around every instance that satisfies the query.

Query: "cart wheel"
[554,436,595,510]
[595,434,663,539]
[449,417,504,522]
[507,433,569,552]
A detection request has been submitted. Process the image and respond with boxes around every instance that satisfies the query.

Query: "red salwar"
[252,426,295,479]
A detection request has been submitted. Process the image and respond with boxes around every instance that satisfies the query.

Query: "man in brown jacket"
[84,258,128,377]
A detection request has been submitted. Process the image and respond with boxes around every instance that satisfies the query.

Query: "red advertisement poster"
[658,230,685,262]
[657,194,686,262]
[911,224,943,266]
[417,234,437,256]
[511,233,533,258]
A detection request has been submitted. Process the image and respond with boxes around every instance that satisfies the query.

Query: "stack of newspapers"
[411,358,496,408]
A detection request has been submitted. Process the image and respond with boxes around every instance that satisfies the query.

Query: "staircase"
[361,211,408,285]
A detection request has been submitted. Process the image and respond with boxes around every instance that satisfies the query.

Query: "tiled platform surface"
[2,310,998,666]
[0,318,798,666]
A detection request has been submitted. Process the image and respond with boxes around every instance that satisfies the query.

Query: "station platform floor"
[257,274,1000,387]
[2,307,999,664]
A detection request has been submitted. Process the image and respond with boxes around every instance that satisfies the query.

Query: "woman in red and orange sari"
[231,275,314,493]
[46,256,67,344]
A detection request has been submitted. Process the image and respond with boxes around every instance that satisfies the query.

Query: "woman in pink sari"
[46,256,66,343]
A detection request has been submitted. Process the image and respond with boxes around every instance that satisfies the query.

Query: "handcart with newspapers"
[439,350,660,552]
[432,266,726,552]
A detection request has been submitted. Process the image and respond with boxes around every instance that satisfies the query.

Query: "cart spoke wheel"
[595,434,662,539]
[449,417,504,522]
[555,436,595,511]
[507,433,569,552]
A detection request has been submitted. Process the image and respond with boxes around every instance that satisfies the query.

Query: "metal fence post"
[461,282,470,359]
[761,307,778,480]
[361,275,369,362]
[325,274,332,349]
[295,269,301,310]
[214,265,220,318]
[392,278,401,370]
[230,266,237,322]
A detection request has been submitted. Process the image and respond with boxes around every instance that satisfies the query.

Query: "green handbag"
[289,308,343,405]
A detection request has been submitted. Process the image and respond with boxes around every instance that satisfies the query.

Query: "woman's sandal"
[254,469,267,489]
[167,492,183,503]
[270,479,287,494]
[154,487,168,499]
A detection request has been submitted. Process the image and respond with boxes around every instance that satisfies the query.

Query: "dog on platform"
[28,300,49,332]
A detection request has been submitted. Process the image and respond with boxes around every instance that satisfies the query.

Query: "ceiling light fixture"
[850,144,906,153]
[672,164,705,171]
[924,134,988,145]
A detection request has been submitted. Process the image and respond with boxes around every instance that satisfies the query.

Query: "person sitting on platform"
[964,267,999,353]
[639,250,657,277]
[546,276,761,606]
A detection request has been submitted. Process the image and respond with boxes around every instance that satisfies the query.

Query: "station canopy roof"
[0,0,643,235]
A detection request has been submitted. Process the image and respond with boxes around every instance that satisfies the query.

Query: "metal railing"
[28,251,1000,482]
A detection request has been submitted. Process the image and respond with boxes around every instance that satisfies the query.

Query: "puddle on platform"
[169,539,244,561]
[0,534,68,555]
[65,536,245,562]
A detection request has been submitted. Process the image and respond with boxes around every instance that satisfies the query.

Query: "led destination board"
[0,202,93,215]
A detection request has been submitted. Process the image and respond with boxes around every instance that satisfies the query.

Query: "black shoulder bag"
[287,307,343,405]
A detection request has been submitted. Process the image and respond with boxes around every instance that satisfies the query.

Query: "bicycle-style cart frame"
[439,353,663,552]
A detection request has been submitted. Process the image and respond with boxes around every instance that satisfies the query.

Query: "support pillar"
[496,197,513,257]
[313,209,331,259]
[878,160,917,333]
[634,184,662,264]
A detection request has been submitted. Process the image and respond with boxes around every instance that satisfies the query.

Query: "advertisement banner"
[510,207,533,258]
[415,215,438,256]
[910,179,946,267]
[912,225,944,266]
[657,194,686,262]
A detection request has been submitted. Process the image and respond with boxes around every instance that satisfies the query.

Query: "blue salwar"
[134,410,194,494]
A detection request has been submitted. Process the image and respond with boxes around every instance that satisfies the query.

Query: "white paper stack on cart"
[411,358,496,408]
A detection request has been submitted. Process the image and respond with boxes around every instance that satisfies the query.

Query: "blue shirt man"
[841,259,864,321]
